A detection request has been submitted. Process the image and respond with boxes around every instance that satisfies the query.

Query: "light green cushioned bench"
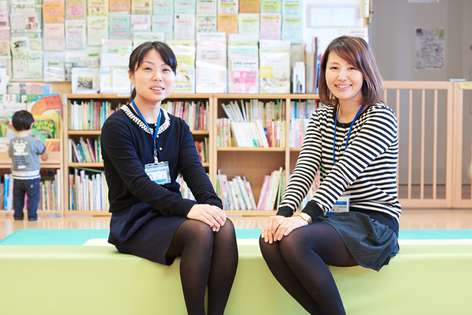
[1,241,471,315]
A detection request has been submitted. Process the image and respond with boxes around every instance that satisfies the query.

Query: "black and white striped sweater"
[277,103,401,223]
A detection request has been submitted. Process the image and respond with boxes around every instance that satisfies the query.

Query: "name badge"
[144,161,171,185]
[332,195,350,213]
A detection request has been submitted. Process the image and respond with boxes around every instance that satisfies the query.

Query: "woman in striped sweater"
[260,36,400,315]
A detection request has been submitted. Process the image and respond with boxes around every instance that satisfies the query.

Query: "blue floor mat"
[1,228,472,245]
[0,228,262,245]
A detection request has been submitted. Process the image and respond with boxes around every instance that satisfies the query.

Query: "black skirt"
[108,202,186,265]
[321,211,399,271]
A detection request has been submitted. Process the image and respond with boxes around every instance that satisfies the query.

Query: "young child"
[8,110,47,221]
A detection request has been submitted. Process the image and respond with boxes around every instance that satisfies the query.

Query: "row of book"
[68,169,109,212]
[161,100,209,131]
[218,119,285,148]
[69,137,102,163]
[68,99,209,131]
[68,100,120,130]
[1,172,62,211]
[216,100,317,148]
[68,138,208,164]
[215,168,285,211]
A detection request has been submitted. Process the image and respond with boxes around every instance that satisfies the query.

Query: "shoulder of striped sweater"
[315,102,335,117]
[366,103,397,120]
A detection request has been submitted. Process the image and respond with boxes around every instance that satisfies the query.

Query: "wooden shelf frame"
[58,93,319,215]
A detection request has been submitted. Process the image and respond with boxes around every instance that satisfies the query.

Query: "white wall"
[370,0,469,80]
[370,0,472,184]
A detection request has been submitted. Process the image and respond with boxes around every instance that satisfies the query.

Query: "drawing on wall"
[415,28,445,70]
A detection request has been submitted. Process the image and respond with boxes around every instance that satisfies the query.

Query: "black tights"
[259,222,357,315]
[166,219,238,315]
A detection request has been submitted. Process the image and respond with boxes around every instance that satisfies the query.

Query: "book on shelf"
[257,167,285,211]
[69,137,101,163]
[259,40,290,93]
[228,34,259,94]
[161,99,208,131]
[176,174,195,201]
[167,40,195,93]
[194,138,208,163]
[68,168,109,211]
[216,169,284,211]
[68,99,122,130]
[196,32,227,93]
[71,67,100,94]
[1,171,61,211]
[218,99,285,147]
[216,171,257,210]
[290,99,317,148]
[291,61,305,93]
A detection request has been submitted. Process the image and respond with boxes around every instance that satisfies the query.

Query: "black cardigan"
[101,104,222,216]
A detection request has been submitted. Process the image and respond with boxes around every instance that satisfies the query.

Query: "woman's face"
[325,51,363,106]
[129,49,175,105]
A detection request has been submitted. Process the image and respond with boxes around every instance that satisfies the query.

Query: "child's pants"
[13,178,40,220]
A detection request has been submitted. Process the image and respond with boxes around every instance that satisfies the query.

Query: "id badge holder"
[332,195,350,213]
[144,161,171,185]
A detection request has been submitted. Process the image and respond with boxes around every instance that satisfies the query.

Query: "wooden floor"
[1,209,472,240]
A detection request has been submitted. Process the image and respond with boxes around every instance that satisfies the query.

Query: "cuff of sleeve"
[276,206,294,217]
[206,198,223,209]
[301,200,325,221]
[175,199,196,217]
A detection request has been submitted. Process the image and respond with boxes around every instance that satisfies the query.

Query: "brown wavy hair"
[318,36,383,107]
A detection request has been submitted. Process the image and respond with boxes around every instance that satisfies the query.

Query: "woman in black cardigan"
[101,41,238,315]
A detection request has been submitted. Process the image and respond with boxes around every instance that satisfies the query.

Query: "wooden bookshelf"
[63,94,215,215]
[58,93,318,216]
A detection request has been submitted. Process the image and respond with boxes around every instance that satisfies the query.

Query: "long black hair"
[128,41,177,100]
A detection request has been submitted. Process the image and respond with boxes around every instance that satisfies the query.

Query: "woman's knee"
[181,220,214,244]
[218,218,236,238]
[279,228,310,258]
[259,235,278,258]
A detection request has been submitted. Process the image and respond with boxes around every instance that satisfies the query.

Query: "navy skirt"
[321,211,399,271]
[108,202,186,265]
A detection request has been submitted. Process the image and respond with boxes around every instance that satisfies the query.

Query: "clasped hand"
[187,204,227,232]
[262,215,308,244]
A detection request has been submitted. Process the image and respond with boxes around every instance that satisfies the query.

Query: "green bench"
[1,240,471,315]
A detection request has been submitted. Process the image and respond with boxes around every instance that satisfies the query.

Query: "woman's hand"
[187,204,227,232]
[262,215,286,244]
[273,216,308,242]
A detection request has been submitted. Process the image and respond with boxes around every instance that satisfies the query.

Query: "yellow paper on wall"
[109,0,130,12]
[44,0,65,23]
[260,66,273,79]
[217,14,238,34]
[240,0,260,13]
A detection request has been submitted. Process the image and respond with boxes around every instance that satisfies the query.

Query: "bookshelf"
[63,93,215,215]
[0,145,64,216]
[61,93,318,216]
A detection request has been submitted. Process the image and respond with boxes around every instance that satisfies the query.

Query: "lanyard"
[131,100,162,161]
[333,105,364,162]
